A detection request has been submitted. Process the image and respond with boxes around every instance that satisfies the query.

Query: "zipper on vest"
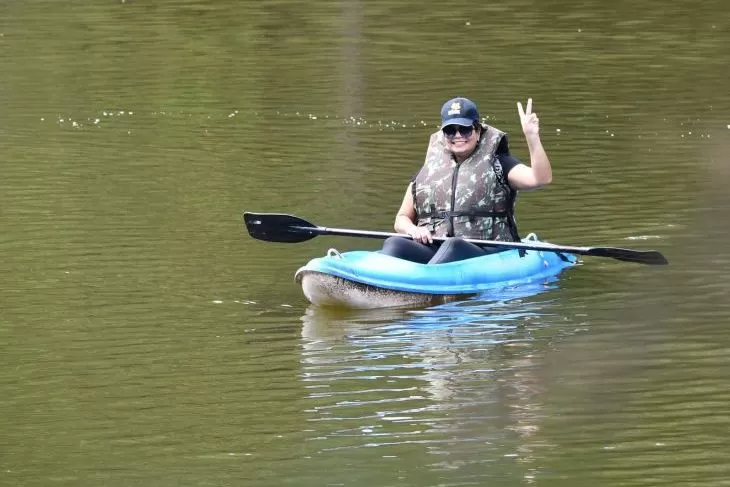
[448,159,460,237]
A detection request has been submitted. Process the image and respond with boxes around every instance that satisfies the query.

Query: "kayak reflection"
[299,282,574,471]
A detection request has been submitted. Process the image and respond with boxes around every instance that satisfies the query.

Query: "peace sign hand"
[517,98,540,139]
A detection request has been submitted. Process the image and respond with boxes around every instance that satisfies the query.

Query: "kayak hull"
[298,271,468,309]
[294,237,577,309]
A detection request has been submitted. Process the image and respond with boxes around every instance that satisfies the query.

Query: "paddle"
[243,212,669,265]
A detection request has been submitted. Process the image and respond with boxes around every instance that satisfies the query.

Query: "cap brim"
[440,118,475,128]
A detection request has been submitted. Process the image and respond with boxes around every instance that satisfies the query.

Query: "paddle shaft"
[296,225,557,250]
[243,212,669,265]
[292,225,667,265]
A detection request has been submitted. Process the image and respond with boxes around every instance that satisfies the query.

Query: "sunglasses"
[442,124,475,139]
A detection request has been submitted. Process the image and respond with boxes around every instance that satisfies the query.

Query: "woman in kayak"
[381,96,553,264]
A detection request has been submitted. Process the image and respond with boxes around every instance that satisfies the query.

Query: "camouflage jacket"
[412,123,520,241]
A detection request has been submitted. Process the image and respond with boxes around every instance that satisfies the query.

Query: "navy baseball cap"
[440,97,480,128]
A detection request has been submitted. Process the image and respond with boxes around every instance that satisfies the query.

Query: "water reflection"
[298,283,576,479]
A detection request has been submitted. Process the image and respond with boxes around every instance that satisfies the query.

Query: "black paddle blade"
[243,212,319,243]
[586,247,669,265]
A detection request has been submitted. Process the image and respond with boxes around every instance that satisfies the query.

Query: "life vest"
[412,124,519,241]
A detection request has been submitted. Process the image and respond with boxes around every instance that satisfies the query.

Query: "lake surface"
[1,1,729,485]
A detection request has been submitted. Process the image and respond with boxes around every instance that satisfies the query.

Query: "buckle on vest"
[420,217,444,233]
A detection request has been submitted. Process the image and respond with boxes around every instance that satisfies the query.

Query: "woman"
[381,96,553,264]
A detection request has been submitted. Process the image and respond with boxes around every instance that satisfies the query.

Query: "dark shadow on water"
[300,279,566,340]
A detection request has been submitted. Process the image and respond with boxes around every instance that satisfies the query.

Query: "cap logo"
[447,102,461,116]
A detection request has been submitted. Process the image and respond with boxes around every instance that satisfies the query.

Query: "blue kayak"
[294,234,577,308]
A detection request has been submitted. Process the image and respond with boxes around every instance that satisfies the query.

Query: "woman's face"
[443,124,480,161]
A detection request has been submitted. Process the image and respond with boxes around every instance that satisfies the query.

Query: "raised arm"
[507,98,553,191]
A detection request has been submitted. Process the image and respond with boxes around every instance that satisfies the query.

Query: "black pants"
[380,236,502,264]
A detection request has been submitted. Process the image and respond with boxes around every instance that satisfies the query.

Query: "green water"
[2,1,730,485]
